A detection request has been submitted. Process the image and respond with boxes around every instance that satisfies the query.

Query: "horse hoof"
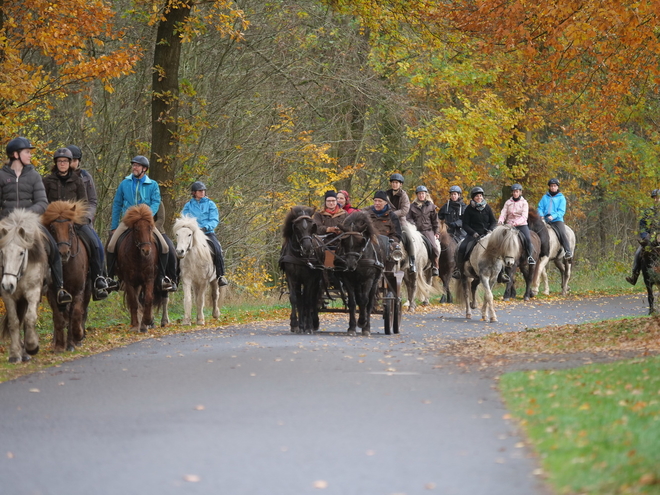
[182,319,191,325]
[26,345,39,356]
[140,326,148,333]
[490,317,498,322]
[21,354,31,363]
[361,329,370,336]
[466,314,472,319]
[503,297,510,302]
[481,317,487,321]
[347,330,356,336]
[8,356,20,364]
[66,345,75,352]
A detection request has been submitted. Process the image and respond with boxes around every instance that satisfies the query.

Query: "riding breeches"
[76,223,105,280]
[39,224,64,289]
[107,222,169,254]
[515,225,534,257]
[549,221,571,253]
[420,230,440,267]
[205,232,225,277]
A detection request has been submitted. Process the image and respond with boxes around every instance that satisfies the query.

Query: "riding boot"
[44,234,73,306]
[527,251,536,265]
[159,252,177,292]
[626,247,642,285]
[408,255,417,273]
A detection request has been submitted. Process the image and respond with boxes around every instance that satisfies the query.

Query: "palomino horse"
[453,226,520,322]
[279,206,323,334]
[0,209,49,363]
[335,211,384,336]
[115,204,169,332]
[528,210,576,296]
[501,229,541,301]
[173,216,221,325]
[400,220,435,311]
[42,201,91,351]
[638,234,660,314]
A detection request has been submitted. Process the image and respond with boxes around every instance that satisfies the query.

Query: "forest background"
[3,0,660,291]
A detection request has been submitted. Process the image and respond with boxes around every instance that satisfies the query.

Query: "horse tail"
[450,278,465,306]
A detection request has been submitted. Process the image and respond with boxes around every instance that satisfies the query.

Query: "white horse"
[531,224,576,296]
[0,209,49,363]
[453,225,519,322]
[173,216,221,325]
[400,220,437,311]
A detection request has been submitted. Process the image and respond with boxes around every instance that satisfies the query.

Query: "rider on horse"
[626,188,660,286]
[498,184,536,266]
[106,155,177,292]
[364,190,404,261]
[181,181,229,287]
[438,185,467,242]
[406,185,440,276]
[452,186,500,280]
[387,173,415,272]
[1,138,73,305]
[312,190,347,241]
[537,178,572,260]
[43,148,114,300]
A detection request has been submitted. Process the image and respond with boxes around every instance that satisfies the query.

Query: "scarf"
[325,205,341,215]
[372,204,390,217]
[471,199,487,211]
[549,190,559,197]
[512,196,522,202]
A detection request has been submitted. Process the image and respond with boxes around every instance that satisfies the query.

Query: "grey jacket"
[77,169,98,222]
[0,163,48,218]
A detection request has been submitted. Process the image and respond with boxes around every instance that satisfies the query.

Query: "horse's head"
[175,226,194,259]
[42,201,87,264]
[488,225,520,268]
[49,219,75,263]
[291,214,317,258]
[133,218,155,258]
[0,224,32,294]
[337,212,376,271]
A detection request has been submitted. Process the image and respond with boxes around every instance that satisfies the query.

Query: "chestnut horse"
[42,201,91,351]
[115,204,169,332]
[0,209,49,363]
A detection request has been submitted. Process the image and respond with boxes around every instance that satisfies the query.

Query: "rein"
[1,247,28,281]
[50,218,81,258]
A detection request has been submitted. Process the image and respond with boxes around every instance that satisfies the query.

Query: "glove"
[454,220,462,228]
[472,233,480,238]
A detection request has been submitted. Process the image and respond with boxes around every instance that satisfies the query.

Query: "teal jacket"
[537,191,566,223]
[111,174,161,229]
[182,196,219,233]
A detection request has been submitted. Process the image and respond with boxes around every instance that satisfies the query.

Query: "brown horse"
[42,201,91,351]
[115,204,169,332]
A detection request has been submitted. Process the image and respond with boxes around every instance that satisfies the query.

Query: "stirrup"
[432,267,439,277]
[94,276,108,290]
[105,278,120,292]
[527,256,536,265]
[452,269,461,279]
[564,250,573,260]
[218,276,229,287]
[92,288,108,301]
[57,289,73,305]
[161,277,177,292]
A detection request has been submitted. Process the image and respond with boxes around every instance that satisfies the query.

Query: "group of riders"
[2,137,228,305]
[312,174,576,281]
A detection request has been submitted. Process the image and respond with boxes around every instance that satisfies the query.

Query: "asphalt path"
[0,294,648,495]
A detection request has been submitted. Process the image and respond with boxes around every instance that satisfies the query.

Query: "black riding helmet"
[470,186,485,199]
[651,189,659,198]
[53,148,73,163]
[191,181,207,192]
[66,145,82,160]
[131,155,149,168]
[6,137,35,158]
[548,178,560,186]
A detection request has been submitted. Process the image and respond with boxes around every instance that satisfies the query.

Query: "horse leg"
[142,281,155,332]
[3,298,23,363]
[160,293,170,327]
[460,277,472,319]
[194,281,206,326]
[21,291,40,357]
[210,279,220,319]
[470,278,479,310]
[646,278,655,314]
[521,264,534,301]
[182,278,193,325]
[345,282,357,336]
[561,259,572,296]
[124,284,141,333]
[47,290,67,352]
[69,293,86,351]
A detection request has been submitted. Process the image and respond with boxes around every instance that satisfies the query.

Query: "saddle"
[420,234,434,260]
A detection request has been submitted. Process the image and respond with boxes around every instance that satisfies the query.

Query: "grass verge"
[500,357,660,494]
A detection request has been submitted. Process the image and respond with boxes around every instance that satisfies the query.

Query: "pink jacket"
[498,197,529,226]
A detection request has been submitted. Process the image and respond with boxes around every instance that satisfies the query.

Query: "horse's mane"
[0,209,46,250]
[123,204,155,228]
[527,209,544,229]
[282,206,316,240]
[340,210,378,243]
[484,225,520,259]
[42,200,89,226]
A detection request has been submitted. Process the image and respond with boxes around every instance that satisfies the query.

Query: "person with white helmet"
[105,155,177,292]
[438,185,467,241]
[406,185,440,276]
[181,181,228,286]
[1,138,73,305]
[498,184,536,266]
[626,188,660,285]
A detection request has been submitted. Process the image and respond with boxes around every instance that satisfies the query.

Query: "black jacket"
[438,199,467,236]
[461,202,497,237]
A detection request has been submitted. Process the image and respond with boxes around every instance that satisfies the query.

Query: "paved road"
[0,294,648,495]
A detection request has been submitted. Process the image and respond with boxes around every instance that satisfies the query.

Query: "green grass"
[500,357,660,494]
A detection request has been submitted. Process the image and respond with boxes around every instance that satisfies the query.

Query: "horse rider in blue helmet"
[105,155,178,292]
[537,178,572,260]
[626,188,660,285]
[181,181,229,287]
[1,137,73,305]
[438,185,467,242]
[406,185,440,276]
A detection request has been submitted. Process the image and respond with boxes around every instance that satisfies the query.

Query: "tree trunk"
[150,2,191,232]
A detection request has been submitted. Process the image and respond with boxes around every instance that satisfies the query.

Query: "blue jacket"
[182,196,219,233]
[111,174,161,229]
[537,191,566,223]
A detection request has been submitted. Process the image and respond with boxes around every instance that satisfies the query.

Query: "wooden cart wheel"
[392,294,402,334]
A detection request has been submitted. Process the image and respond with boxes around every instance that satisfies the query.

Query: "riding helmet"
[389,173,404,183]
[548,178,560,186]
[66,145,82,160]
[449,185,462,194]
[470,186,485,198]
[416,185,428,193]
[511,183,523,191]
[6,137,35,158]
[53,148,73,163]
[131,155,149,168]
[651,189,660,198]
[191,181,207,192]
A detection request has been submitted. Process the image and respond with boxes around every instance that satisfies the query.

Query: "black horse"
[279,206,323,334]
[335,211,384,336]
[639,235,660,314]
